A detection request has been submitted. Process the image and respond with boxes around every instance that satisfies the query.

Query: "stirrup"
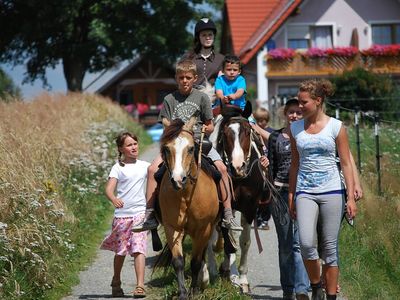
[132,217,159,232]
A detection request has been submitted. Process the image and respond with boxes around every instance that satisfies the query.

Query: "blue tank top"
[290,117,343,194]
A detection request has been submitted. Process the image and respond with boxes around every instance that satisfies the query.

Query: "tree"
[0,0,222,92]
[331,68,400,119]
[0,68,21,101]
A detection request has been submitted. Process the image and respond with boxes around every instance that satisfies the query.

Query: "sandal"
[110,277,124,297]
[133,285,146,298]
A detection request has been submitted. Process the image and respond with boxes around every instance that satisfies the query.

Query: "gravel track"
[62,142,346,300]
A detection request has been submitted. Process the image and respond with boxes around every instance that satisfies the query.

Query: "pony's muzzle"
[233,162,246,177]
[170,175,187,190]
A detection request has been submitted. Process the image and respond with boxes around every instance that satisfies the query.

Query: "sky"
[1,61,129,100]
[1,4,220,100]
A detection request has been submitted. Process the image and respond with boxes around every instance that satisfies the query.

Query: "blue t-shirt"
[215,74,247,110]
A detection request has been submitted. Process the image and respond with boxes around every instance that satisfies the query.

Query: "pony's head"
[160,117,197,190]
[221,116,252,177]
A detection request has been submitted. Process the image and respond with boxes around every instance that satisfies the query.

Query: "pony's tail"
[152,245,172,276]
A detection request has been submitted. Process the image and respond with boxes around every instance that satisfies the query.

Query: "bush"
[331,68,400,120]
[0,68,21,101]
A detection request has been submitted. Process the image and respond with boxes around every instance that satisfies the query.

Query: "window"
[287,25,333,49]
[288,39,309,49]
[288,25,309,49]
[278,86,298,99]
[372,24,400,45]
[310,26,333,48]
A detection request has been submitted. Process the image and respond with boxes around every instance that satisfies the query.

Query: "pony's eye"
[187,146,194,154]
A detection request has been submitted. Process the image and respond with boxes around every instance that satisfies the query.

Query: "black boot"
[311,282,325,300]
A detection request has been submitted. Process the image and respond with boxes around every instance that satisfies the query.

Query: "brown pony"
[156,117,219,300]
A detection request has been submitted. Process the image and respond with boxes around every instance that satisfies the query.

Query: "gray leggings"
[296,192,345,266]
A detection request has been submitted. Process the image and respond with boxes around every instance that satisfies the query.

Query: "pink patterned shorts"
[100,213,147,256]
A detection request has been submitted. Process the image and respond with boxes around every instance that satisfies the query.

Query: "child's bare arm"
[203,119,214,135]
[228,88,245,101]
[349,151,363,200]
[105,178,124,208]
[216,89,225,101]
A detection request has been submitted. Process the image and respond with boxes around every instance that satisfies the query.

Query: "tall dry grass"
[0,93,150,299]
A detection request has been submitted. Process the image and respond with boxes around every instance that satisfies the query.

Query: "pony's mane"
[160,119,185,146]
[197,80,216,106]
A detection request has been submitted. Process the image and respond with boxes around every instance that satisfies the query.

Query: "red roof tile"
[226,0,302,64]
[226,0,282,55]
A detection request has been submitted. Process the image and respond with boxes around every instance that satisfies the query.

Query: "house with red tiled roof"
[221,0,400,109]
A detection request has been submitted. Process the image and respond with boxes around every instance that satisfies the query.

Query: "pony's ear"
[184,116,197,131]
[242,101,253,119]
[162,118,170,128]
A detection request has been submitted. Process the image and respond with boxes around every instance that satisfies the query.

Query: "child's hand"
[260,156,269,169]
[112,198,124,208]
[354,184,363,201]
[288,199,296,220]
[346,199,357,219]
[223,96,230,104]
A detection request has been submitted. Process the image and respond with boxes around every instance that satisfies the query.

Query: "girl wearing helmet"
[184,17,224,87]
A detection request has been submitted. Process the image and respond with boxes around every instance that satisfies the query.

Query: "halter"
[219,117,262,178]
[162,128,204,185]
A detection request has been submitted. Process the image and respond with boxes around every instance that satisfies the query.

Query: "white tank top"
[290,117,343,194]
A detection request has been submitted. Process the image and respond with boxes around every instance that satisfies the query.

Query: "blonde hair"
[253,107,270,123]
[298,79,334,102]
[176,59,197,76]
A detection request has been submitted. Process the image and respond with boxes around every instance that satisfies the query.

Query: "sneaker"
[222,218,243,231]
[259,221,270,230]
[132,214,159,232]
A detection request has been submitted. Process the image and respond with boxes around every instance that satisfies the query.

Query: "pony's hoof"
[240,283,250,294]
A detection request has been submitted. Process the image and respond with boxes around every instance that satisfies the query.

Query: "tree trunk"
[63,56,86,92]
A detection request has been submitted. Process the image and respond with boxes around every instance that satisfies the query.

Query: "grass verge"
[339,124,400,299]
[0,93,151,299]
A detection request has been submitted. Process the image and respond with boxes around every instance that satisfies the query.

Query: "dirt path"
[62,143,346,300]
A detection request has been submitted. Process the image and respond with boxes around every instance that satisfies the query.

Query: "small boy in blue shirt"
[215,55,247,110]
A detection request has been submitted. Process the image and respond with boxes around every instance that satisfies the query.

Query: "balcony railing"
[266,53,400,77]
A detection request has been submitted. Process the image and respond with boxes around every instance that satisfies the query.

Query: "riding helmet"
[194,18,217,36]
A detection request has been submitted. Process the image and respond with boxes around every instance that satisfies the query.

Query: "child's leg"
[111,255,125,296]
[113,255,125,281]
[213,160,242,231]
[133,253,146,287]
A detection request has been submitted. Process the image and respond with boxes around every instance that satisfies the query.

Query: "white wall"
[272,0,400,49]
